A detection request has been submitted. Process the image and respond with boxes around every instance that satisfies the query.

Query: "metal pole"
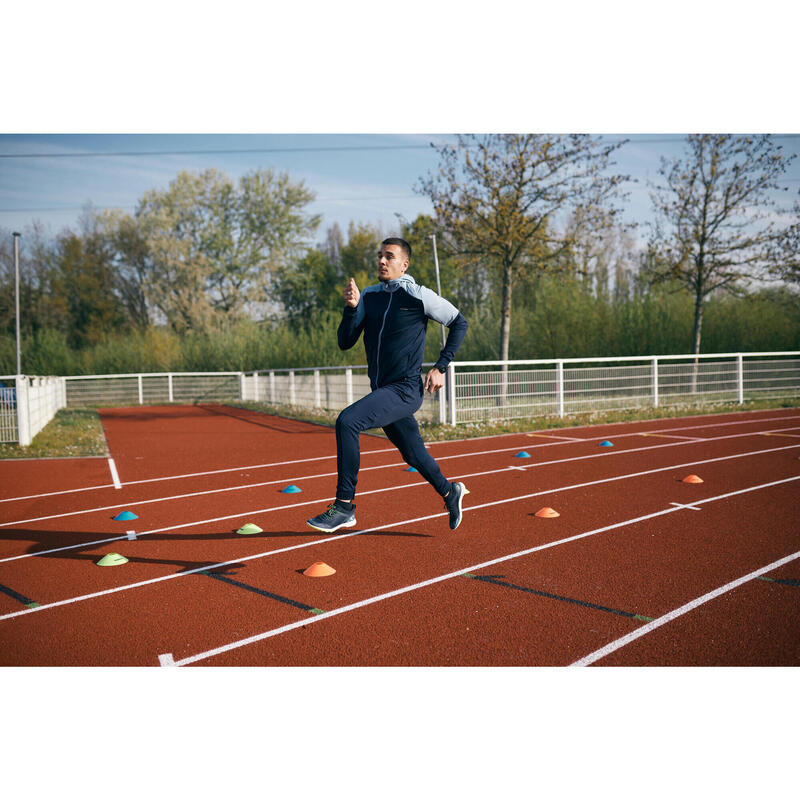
[13,232,21,375]
[430,234,448,424]
[429,234,446,350]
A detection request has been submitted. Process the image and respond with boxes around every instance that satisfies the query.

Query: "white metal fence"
[0,375,67,446]
[2,352,798,445]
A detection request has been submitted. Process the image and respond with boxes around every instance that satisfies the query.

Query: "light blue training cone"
[514,451,531,458]
[281,485,302,493]
[405,466,418,472]
[113,510,138,521]
[599,440,614,447]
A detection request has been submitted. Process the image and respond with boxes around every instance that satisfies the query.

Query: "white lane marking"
[3,456,799,628]
[526,433,587,442]
[158,653,175,667]
[5,421,800,529]
[570,548,800,667]
[126,530,137,540]
[4,410,798,506]
[669,502,702,511]
[3,440,799,565]
[0,483,116,505]
[640,433,706,441]
[108,459,122,489]
[165,475,800,666]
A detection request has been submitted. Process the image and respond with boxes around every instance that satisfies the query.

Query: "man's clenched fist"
[344,277,360,308]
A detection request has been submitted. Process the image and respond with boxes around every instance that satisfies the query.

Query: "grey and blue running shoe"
[444,482,469,530]
[306,501,357,533]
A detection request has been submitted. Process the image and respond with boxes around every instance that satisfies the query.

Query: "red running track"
[0,403,799,666]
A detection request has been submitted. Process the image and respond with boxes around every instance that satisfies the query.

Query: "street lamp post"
[12,232,21,375]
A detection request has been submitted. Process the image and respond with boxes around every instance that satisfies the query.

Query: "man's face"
[377,244,409,282]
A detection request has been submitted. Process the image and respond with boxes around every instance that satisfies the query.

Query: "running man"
[307,237,469,533]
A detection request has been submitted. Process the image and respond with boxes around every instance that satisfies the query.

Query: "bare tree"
[648,134,797,364]
[417,134,628,399]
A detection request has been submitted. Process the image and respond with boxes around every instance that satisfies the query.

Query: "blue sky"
[1,133,798,247]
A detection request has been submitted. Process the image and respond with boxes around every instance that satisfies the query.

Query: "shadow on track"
[0,526,432,572]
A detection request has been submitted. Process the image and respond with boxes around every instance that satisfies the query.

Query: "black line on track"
[199,571,323,614]
[0,581,39,608]
[757,576,800,587]
[462,573,653,622]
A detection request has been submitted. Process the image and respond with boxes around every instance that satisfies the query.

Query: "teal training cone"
[599,440,613,447]
[236,522,263,535]
[96,552,128,566]
[113,510,138,521]
[281,485,302,493]
[405,466,418,472]
[515,451,531,458]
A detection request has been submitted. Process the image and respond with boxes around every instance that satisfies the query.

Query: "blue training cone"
[599,440,613,447]
[281,485,302,493]
[405,466,418,472]
[515,451,531,458]
[113,510,138,521]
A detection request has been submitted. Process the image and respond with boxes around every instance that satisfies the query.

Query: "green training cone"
[236,522,263,535]
[96,552,128,567]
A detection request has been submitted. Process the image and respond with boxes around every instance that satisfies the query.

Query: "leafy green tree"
[105,167,320,332]
[648,134,797,356]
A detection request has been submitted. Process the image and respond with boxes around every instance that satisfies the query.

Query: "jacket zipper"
[375,290,393,385]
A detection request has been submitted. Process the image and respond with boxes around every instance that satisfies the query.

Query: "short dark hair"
[381,237,412,261]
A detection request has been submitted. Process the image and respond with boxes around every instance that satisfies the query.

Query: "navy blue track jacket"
[337,273,468,390]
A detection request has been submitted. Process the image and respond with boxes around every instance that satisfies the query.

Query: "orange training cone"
[535,507,560,518]
[303,561,336,577]
[682,474,704,484]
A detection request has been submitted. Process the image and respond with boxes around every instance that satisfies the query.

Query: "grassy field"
[1,397,797,460]
[0,409,108,460]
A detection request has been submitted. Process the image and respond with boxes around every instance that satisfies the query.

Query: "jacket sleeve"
[337,300,365,351]
[434,312,468,371]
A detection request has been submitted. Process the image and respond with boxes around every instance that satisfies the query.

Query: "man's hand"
[344,277,360,308]
[425,368,445,394]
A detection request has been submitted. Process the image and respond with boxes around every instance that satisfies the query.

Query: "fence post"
[137,374,143,405]
[737,354,744,404]
[168,373,174,403]
[556,361,564,418]
[15,375,31,446]
[438,371,446,425]
[238,372,245,401]
[253,371,259,402]
[314,369,321,408]
[346,368,353,405]
[289,370,296,405]
[447,363,457,425]
[652,357,659,408]
[269,371,275,403]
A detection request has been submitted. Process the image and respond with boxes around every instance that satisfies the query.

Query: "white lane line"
[0,484,116,505]
[126,530,137,540]
[3,439,799,564]
[5,422,800,529]
[526,433,587,442]
[108,459,122,490]
[158,653,175,667]
[669,502,702,511]
[163,474,800,666]
[4,410,798,506]
[570,548,800,667]
[640,433,706,441]
[3,455,799,627]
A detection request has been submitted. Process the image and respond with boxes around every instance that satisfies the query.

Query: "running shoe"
[444,482,469,530]
[306,501,357,532]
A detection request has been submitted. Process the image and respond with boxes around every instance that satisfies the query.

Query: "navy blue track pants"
[335,377,450,501]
